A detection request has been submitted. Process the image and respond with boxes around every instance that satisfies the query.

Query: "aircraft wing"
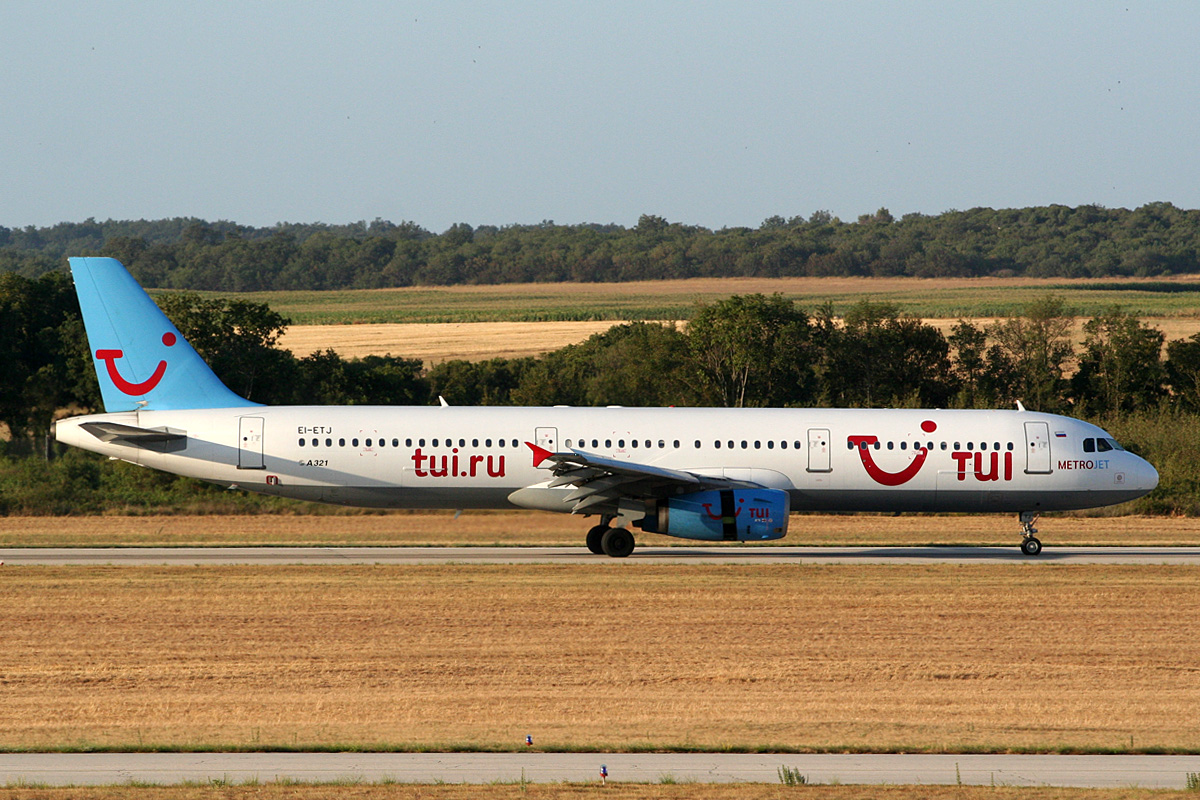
[526,442,758,513]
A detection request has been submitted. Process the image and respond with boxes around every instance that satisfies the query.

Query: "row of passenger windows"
[297,436,1020,452]
[564,438,804,450]
[299,437,525,449]
[850,441,1015,452]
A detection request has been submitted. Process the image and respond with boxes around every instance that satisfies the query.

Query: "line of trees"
[4,203,1200,289]
[8,272,1200,513]
[4,268,1200,438]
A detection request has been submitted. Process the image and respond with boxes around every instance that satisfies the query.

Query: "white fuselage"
[54,405,1159,518]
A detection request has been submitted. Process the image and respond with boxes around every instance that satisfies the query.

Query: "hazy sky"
[3,1,1197,232]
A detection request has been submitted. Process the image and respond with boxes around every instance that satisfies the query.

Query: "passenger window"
[887,441,894,450]
[900,441,907,451]
[741,441,748,449]
[873,441,880,450]
[967,442,974,450]
[366,438,373,447]
[406,438,413,447]
[673,440,679,448]
[781,441,787,450]
[605,439,612,448]
[619,440,625,448]
[694,440,701,448]
[327,438,333,447]
[793,441,801,449]
[715,441,721,449]
[659,440,666,449]
[767,441,774,450]
[339,438,346,447]
[432,439,439,447]
[353,438,359,447]
[486,439,492,447]
[940,442,947,450]
[298,439,305,447]
[1008,442,1014,450]
[631,440,638,448]
[645,440,651,448]
[754,441,761,449]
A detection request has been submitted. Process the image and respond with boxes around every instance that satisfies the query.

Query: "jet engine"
[635,488,789,541]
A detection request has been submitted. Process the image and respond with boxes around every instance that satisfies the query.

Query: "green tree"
[154,292,294,403]
[513,322,696,407]
[815,301,957,408]
[1071,307,1165,414]
[985,296,1075,412]
[686,294,815,407]
[0,271,95,453]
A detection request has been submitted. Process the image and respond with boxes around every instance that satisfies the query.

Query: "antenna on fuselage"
[1015,400,1026,412]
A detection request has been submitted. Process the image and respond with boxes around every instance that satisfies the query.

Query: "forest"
[4,268,1200,515]
[3,203,1200,289]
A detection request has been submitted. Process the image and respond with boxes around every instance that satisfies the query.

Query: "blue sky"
[2,1,1197,232]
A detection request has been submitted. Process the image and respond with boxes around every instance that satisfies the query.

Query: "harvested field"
[2,564,1198,753]
[0,787,1186,800]
[2,513,1199,548]
[278,321,635,362]
[277,317,1200,362]
[0,787,1184,800]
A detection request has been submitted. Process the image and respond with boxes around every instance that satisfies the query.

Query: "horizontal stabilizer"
[80,421,187,452]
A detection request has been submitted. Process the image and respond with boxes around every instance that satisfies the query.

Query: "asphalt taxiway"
[3,545,1200,565]
[2,752,1199,788]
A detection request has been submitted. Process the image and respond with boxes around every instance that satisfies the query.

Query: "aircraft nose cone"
[1142,458,1160,492]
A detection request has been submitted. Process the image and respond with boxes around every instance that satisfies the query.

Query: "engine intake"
[636,488,789,541]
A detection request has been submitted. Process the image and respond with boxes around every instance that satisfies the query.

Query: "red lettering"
[487,455,505,478]
[429,455,448,477]
[951,451,972,481]
[411,448,428,477]
[451,449,460,477]
[974,452,1000,482]
[1004,451,1013,481]
[470,454,484,477]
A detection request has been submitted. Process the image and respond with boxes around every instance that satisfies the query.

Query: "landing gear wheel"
[1021,537,1043,556]
[586,525,608,555]
[600,527,635,558]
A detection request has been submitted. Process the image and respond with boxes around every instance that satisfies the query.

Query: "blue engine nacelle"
[635,488,790,541]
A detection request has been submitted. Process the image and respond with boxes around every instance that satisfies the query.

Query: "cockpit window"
[1085,436,1126,453]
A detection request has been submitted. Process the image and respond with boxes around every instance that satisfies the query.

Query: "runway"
[4,545,1200,565]
[2,752,1199,787]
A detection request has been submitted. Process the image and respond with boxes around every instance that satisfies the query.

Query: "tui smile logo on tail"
[94,332,176,396]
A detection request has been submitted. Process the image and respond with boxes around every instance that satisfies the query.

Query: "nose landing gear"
[1019,511,1042,556]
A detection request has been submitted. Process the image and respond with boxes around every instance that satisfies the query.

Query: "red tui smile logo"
[95,332,176,396]
[848,420,937,486]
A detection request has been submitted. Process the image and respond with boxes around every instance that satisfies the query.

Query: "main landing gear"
[586,517,636,558]
[1019,511,1042,556]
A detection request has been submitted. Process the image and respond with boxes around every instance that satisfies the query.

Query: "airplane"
[52,257,1159,557]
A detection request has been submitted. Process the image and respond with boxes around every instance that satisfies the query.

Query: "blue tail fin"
[69,257,260,411]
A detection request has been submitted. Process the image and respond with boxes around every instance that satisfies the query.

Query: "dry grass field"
[277,317,1200,362]
[278,321,633,362]
[0,787,1189,800]
[2,564,1198,754]
[3,513,1200,548]
[1,787,1188,799]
